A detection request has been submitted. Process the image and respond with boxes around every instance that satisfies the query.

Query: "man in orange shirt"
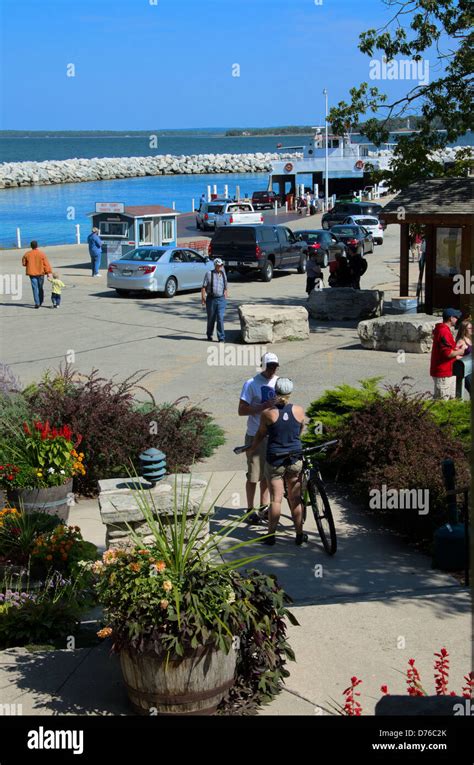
[22,241,52,308]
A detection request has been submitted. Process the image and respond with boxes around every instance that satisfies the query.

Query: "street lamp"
[323,89,329,211]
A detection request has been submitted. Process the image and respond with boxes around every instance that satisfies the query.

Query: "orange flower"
[160,599,169,610]
[97,627,113,639]
[129,563,141,573]
[154,561,166,573]
[46,555,53,561]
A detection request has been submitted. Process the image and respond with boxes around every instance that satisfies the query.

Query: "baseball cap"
[261,352,279,368]
[214,258,223,266]
[275,377,293,395]
[442,308,462,321]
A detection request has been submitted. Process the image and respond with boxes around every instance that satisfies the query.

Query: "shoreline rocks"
[0,152,302,189]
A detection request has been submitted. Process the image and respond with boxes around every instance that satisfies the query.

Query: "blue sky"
[0,0,443,130]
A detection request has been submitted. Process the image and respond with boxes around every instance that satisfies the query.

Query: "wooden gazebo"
[380,178,473,314]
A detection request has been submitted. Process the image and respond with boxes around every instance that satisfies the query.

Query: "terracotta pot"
[7,479,73,522]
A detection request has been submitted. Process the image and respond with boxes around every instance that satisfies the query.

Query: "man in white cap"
[247,377,307,546]
[238,352,279,524]
[201,259,228,342]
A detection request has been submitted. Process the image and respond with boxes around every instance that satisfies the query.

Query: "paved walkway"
[0,471,469,716]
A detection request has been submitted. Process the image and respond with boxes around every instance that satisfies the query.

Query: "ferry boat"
[268,127,395,198]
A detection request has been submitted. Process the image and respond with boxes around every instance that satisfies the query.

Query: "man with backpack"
[201,258,228,342]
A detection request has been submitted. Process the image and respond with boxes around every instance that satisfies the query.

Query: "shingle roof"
[382,177,473,217]
[123,205,177,216]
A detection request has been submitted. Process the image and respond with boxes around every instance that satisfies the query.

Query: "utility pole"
[323,89,329,210]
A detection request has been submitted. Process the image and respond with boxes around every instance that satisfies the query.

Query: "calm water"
[1,130,472,248]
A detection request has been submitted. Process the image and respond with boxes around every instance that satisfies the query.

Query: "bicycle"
[234,439,338,555]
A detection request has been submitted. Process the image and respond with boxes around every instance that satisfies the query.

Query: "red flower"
[23,423,30,435]
[380,685,389,695]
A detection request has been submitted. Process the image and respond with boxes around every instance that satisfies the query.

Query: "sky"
[0,0,446,130]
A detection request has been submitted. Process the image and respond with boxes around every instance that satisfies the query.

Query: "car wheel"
[164,277,177,298]
[322,251,329,269]
[297,253,307,274]
[116,289,130,297]
[261,261,274,282]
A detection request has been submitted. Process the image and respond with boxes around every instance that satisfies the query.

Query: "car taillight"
[204,213,209,220]
[347,239,358,245]
[260,215,264,222]
[137,265,156,275]
[229,215,234,224]
[108,264,117,272]
[255,245,262,259]
[310,243,321,249]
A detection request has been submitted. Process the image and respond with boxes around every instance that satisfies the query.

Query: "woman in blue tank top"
[246,378,307,546]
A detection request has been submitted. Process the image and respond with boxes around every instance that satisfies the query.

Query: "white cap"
[275,377,293,395]
[214,258,223,266]
[261,352,279,368]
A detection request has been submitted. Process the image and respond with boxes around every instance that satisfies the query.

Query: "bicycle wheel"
[308,474,337,555]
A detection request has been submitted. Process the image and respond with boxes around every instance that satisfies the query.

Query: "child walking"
[48,272,65,308]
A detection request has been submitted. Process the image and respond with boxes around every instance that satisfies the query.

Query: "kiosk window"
[161,219,174,243]
[139,221,152,243]
[436,227,462,276]
[99,221,127,237]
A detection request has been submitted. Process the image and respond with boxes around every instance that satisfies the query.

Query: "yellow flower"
[97,627,113,639]
[160,599,169,610]
[163,580,173,593]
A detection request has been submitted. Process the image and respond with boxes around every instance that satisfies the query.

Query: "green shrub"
[426,399,471,451]
[331,384,470,543]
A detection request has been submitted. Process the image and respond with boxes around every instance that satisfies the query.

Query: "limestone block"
[357,313,439,353]
[307,288,384,321]
[239,304,309,344]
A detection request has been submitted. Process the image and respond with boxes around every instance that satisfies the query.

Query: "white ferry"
[268,128,395,198]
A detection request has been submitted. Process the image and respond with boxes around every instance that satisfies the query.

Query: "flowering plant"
[0,420,85,488]
[331,649,473,715]
[0,506,61,566]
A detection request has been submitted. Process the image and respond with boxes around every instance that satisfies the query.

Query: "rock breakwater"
[0,152,301,189]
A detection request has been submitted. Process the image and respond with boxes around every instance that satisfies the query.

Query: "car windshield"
[253,192,266,198]
[120,248,166,262]
[207,205,224,213]
[354,218,378,226]
[213,228,255,243]
[332,226,359,237]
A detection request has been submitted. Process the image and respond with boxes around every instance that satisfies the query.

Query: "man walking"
[201,258,228,342]
[87,227,103,277]
[238,352,279,524]
[430,308,464,399]
[22,241,52,308]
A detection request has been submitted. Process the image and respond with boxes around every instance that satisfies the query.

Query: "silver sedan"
[107,247,211,298]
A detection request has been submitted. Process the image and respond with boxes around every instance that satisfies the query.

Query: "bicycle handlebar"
[269,440,339,459]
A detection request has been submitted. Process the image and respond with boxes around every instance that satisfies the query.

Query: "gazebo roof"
[381,177,473,222]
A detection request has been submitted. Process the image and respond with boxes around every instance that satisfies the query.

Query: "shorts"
[265,459,303,482]
[432,376,456,400]
[245,434,268,483]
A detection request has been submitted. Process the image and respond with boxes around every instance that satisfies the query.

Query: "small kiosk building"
[89,203,179,266]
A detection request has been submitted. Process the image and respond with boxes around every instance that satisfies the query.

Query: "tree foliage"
[329,0,474,188]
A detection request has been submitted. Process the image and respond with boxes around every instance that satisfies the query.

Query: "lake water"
[1,131,472,248]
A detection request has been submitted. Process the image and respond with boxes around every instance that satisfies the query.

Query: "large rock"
[358,313,439,353]
[239,304,309,343]
[307,288,384,320]
[98,474,212,550]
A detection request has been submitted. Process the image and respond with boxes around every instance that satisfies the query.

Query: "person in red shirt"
[430,308,464,399]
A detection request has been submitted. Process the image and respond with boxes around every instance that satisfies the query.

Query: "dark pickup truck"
[321,201,383,229]
[208,224,308,282]
[251,190,281,210]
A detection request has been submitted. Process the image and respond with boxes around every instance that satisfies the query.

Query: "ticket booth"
[89,203,179,268]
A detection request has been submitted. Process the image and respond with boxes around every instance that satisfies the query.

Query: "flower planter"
[7,479,73,523]
[120,644,237,716]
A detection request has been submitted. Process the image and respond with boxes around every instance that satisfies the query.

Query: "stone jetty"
[0,152,301,189]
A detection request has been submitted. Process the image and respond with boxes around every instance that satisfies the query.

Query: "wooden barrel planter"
[7,479,73,522]
[120,644,237,716]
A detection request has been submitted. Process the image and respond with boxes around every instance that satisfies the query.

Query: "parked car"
[196,199,231,231]
[321,201,383,229]
[330,225,374,255]
[251,190,281,209]
[107,246,211,298]
[214,202,263,228]
[296,229,346,268]
[209,224,308,282]
[343,215,384,245]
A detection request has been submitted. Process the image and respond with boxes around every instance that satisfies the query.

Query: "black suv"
[321,201,383,229]
[208,225,308,282]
